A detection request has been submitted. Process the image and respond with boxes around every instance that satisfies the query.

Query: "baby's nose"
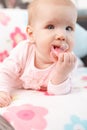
[55,34,66,41]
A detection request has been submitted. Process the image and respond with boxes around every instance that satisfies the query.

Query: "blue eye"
[66,26,73,31]
[46,25,54,29]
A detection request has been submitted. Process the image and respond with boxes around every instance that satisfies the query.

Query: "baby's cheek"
[69,42,74,51]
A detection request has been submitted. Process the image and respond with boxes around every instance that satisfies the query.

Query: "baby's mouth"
[50,43,69,61]
[52,43,69,55]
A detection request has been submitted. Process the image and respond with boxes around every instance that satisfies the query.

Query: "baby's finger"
[0,99,8,107]
[69,53,77,63]
[0,95,11,107]
[58,53,64,62]
[63,53,70,63]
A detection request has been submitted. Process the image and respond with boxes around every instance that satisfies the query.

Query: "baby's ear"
[26,25,34,42]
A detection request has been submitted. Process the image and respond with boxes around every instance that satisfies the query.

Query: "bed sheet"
[0,67,87,130]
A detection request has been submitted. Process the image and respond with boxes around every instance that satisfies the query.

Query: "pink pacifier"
[50,43,69,62]
[60,43,69,51]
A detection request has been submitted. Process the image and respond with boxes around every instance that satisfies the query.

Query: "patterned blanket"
[0,67,87,130]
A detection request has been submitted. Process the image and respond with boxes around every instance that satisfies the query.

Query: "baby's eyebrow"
[44,18,59,24]
[69,23,75,28]
[63,20,75,28]
[45,21,54,24]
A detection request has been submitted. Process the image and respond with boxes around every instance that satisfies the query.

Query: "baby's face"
[28,1,77,64]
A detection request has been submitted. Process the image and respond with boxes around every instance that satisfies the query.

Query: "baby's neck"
[34,54,52,69]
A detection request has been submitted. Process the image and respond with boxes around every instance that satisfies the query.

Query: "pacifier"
[50,43,69,62]
[60,43,69,51]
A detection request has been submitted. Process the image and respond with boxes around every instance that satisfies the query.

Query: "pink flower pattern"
[84,86,87,89]
[3,104,48,130]
[82,76,87,81]
[38,90,55,96]
[44,91,55,96]
[0,12,10,25]
[10,27,27,47]
[0,50,9,62]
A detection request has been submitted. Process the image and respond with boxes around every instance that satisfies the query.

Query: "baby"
[0,0,77,107]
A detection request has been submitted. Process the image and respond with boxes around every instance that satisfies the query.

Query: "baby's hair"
[27,0,38,25]
[27,0,77,25]
[0,115,14,130]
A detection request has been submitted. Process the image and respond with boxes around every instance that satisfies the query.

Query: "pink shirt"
[0,40,72,95]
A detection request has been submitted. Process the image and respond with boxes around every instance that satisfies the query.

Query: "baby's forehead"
[30,0,76,7]
[29,0,75,8]
[28,0,77,25]
[29,0,77,17]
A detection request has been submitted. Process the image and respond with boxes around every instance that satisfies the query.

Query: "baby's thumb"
[58,53,64,62]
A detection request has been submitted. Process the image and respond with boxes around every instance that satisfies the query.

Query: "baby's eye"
[46,25,55,29]
[66,26,73,31]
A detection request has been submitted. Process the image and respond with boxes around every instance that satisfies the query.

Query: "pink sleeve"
[48,77,72,95]
[0,40,30,92]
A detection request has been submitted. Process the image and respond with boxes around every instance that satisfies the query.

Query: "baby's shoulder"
[14,40,34,52]
[16,39,30,49]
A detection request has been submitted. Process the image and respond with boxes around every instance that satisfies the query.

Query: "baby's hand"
[0,91,12,107]
[51,52,77,84]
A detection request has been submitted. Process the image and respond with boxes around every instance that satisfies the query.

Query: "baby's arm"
[0,41,30,107]
[0,64,14,107]
[0,53,21,107]
[48,52,77,94]
[0,41,28,107]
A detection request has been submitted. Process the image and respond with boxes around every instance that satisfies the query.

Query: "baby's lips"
[50,43,69,57]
